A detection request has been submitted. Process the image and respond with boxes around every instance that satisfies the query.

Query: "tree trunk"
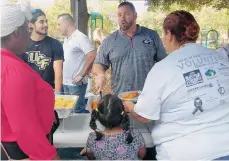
[70,0,89,35]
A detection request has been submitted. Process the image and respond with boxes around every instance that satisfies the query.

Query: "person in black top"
[21,9,64,92]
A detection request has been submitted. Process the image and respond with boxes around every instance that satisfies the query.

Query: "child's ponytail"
[121,112,133,144]
[89,110,103,140]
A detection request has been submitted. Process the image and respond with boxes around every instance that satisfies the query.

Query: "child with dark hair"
[85,94,146,160]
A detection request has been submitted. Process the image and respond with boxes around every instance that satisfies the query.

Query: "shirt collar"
[119,24,142,37]
[66,29,78,41]
[180,42,196,49]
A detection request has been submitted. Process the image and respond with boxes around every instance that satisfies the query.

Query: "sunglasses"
[31,9,42,14]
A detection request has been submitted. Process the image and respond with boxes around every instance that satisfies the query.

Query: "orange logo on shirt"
[27,51,51,70]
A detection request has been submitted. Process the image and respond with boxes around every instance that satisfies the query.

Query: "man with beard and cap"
[19,9,64,92]
[1,2,60,160]
[93,1,167,95]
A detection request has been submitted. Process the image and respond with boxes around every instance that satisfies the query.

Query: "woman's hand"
[123,101,151,123]
[123,101,135,113]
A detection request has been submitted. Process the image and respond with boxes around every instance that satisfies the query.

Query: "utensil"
[99,91,102,100]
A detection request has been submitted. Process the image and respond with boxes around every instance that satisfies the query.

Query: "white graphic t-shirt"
[134,43,229,160]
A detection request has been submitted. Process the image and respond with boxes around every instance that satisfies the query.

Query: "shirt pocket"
[109,44,130,63]
[135,42,156,62]
[134,43,156,74]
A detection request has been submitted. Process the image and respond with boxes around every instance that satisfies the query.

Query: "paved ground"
[57,147,156,160]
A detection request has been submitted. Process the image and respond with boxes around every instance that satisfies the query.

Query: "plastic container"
[86,95,100,113]
[54,94,79,119]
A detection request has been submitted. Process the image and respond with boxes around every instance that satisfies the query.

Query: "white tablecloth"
[54,113,154,148]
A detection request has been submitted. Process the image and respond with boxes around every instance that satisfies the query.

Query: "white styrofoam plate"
[118,90,141,103]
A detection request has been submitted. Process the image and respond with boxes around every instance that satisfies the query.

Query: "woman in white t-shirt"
[124,10,229,160]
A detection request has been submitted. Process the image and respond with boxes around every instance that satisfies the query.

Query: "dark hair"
[58,13,75,25]
[163,10,200,43]
[89,94,133,144]
[118,1,136,12]
[30,9,46,23]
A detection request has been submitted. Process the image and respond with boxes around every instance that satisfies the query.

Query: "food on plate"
[122,91,140,100]
[55,97,75,108]
[91,100,99,110]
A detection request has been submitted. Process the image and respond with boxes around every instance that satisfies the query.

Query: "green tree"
[146,0,229,11]
[8,0,17,2]
[137,11,165,36]
[88,0,119,33]
[137,4,229,47]
[46,0,71,37]
[138,4,191,35]
[193,7,229,45]
[7,0,71,39]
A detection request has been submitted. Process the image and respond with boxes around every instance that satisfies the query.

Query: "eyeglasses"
[32,9,42,14]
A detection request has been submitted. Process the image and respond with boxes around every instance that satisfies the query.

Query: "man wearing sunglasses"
[20,9,64,92]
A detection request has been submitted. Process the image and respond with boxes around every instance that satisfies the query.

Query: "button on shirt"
[134,43,229,160]
[63,30,95,85]
[94,25,167,94]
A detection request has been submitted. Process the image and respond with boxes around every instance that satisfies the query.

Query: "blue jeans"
[214,155,229,160]
[63,84,87,113]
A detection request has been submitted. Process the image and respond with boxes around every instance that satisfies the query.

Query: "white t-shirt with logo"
[63,30,95,86]
[134,43,229,160]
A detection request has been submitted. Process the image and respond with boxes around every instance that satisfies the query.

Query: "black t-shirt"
[21,36,64,88]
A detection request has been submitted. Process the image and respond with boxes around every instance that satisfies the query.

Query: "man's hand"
[72,74,84,84]
[95,74,106,92]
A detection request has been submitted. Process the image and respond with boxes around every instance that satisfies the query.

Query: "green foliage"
[88,0,118,33]
[8,0,18,2]
[194,7,229,45]
[138,4,229,46]
[147,0,229,11]
[7,0,71,38]
[137,11,166,36]
[8,0,229,46]
[119,0,127,2]
[46,0,71,37]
